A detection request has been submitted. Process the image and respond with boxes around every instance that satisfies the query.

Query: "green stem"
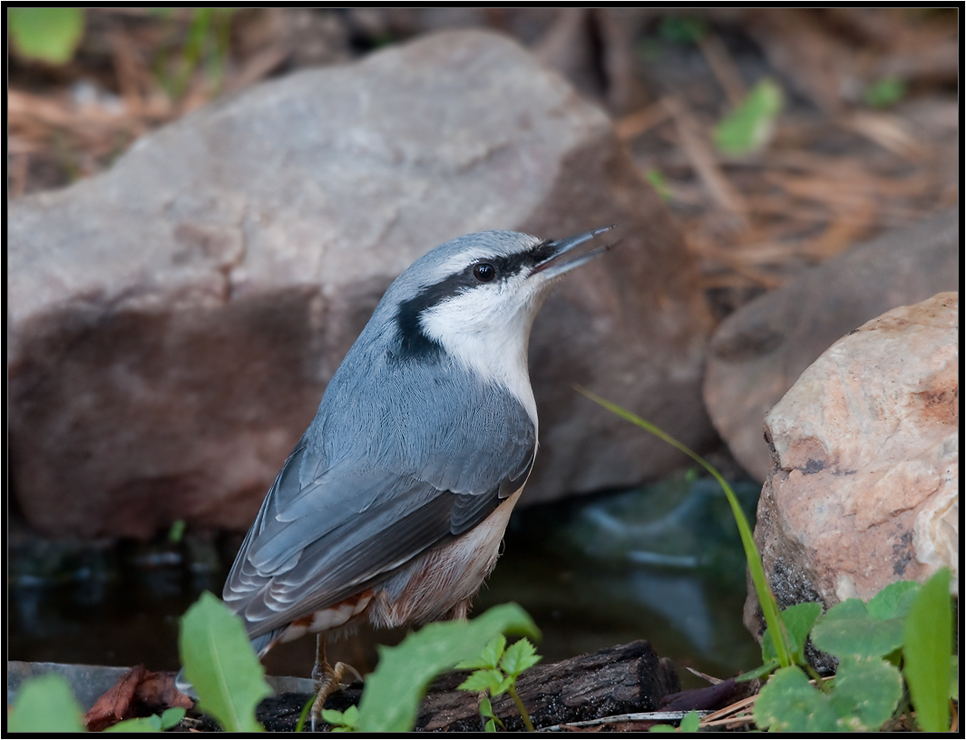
[803,663,831,694]
[507,685,535,733]
[575,386,794,669]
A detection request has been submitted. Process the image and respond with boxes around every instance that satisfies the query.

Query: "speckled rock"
[745,292,958,642]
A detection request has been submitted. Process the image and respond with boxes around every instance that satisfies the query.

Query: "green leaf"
[105,715,163,732]
[8,8,84,64]
[179,591,271,733]
[679,710,701,732]
[736,658,779,681]
[811,598,905,659]
[458,635,506,670]
[493,674,514,697]
[295,695,314,733]
[753,666,839,732]
[754,658,902,732]
[761,602,822,664]
[830,656,903,732]
[713,79,784,156]
[8,674,86,732]
[356,603,540,732]
[168,518,186,543]
[903,568,952,732]
[645,169,672,202]
[866,580,919,620]
[648,723,677,732]
[160,707,187,730]
[480,696,495,719]
[459,670,493,693]
[863,77,907,108]
[658,16,708,44]
[321,705,360,731]
[500,637,541,677]
[459,668,505,695]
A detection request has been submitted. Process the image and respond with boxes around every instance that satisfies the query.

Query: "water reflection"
[9,473,763,688]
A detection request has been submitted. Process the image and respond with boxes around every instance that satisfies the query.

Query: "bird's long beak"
[529,225,618,279]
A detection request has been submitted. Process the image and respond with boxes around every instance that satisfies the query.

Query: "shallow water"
[8,473,763,690]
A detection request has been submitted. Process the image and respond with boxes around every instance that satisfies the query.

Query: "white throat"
[419,289,542,431]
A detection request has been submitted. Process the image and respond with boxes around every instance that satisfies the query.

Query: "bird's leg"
[310,634,363,732]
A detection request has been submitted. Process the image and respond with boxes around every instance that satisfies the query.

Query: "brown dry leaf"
[83,665,193,732]
[84,664,145,732]
[134,669,195,712]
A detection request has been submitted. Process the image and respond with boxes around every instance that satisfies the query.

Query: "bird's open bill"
[529,225,618,280]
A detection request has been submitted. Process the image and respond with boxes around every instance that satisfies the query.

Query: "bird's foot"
[309,661,363,732]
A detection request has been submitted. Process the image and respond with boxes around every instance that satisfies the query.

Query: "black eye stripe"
[394,247,543,361]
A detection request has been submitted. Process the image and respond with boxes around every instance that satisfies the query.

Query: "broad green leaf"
[713,79,784,156]
[866,580,919,620]
[105,715,163,732]
[8,8,84,64]
[501,637,541,677]
[648,723,677,732]
[761,602,822,664]
[830,656,903,731]
[179,591,271,733]
[753,666,839,732]
[679,710,701,732]
[811,598,905,659]
[903,568,952,732]
[8,674,86,732]
[160,707,187,729]
[755,658,901,732]
[356,603,540,732]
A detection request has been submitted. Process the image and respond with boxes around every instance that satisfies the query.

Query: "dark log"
[247,639,679,732]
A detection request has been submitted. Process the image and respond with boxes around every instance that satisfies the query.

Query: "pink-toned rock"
[745,292,958,642]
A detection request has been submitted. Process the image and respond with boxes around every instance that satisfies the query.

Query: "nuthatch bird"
[189,227,615,726]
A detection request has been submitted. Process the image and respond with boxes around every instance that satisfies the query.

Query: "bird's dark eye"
[473,263,495,282]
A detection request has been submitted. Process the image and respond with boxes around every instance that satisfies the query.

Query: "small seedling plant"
[456,635,542,731]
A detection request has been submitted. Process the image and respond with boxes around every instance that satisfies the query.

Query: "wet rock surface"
[9,29,714,539]
[744,292,959,643]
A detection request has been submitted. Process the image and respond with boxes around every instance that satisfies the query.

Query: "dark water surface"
[9,473,762,690]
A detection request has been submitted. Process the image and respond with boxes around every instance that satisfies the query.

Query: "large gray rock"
[744,292,959,643]
[704,208,959,481]
[9,30,714,539]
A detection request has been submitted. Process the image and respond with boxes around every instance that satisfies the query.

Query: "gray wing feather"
[224,341,535,638]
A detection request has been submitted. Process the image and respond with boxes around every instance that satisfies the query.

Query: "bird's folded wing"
[223,400,534,638]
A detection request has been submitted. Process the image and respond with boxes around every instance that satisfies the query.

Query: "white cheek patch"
[419,279,541,428]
